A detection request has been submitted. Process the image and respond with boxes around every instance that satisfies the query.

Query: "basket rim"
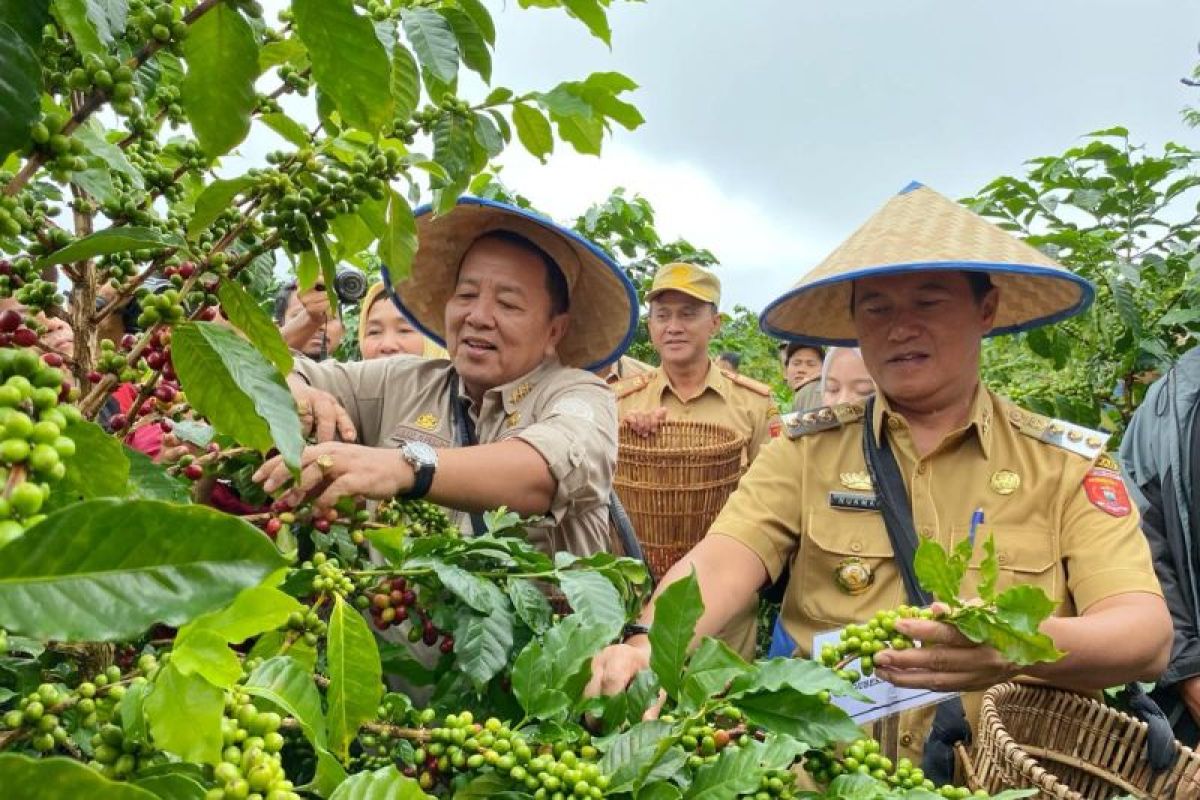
[618,420,745,457]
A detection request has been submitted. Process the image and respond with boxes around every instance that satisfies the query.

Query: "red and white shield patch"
[1082,464,1131,517]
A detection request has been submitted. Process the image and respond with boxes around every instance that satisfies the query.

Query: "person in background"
[358,282,447,361]
[781,341,824,411]
[1121,347,1200,746]
[715,351,741,373]
[614,262,780,658]
[275,282,345,361]
[820,346,875,406]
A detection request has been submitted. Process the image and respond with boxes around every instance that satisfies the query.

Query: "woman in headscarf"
[358,282,447,360]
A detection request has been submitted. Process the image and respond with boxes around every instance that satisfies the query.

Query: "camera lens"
[334,267,367,304]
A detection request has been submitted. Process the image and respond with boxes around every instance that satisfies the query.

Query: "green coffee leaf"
[512,614,609,720]
[61,418,130,500]
[294,0,394,133]
[171,321,304,471]
[453,607,514,688]
[145,663,225,765]
[244,656,327,747]
[507,578,553,635]
[179,585,303,646]
[953,606,1063,667]
[120,680,150,745]
[326,594,382,759]
[560,569,625,641]
[380,189,418,281]
[132,772,208,800]
[440,8,490,82]
[993,584,1057,635]
[1,0,50,51]
[260,112,311,148]
[683,737,761,799]
[181,3,258,156]
[411,557,506,614]
[401,7,458,85]
[727,656,867,702]
[328,766,432,800]
[649,570,703,698]
[913,538,966,606]
[679,638,750,713]
[0,753,158,799]
[170,628,241,689]
[0,499,285,641]
[36,227,186,268]
[188,176,254,240]
[562,0,611,45]
[51,0,106,58]
[217,280,294,376]
[125,447,191,503]
[734,688,860,750]
[512,103,553,162]
[978,535,999,602]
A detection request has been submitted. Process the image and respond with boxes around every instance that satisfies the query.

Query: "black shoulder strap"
[861,398,931,607]
[446,370,486,537]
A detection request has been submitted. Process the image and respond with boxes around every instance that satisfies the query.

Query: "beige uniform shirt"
[709,386,1162,762]
[292,355,617,556]
[614,361,780,467]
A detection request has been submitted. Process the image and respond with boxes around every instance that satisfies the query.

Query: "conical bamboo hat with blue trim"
[760,182,1094,346]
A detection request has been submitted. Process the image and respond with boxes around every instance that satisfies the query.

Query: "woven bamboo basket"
[613,421,744,580]
[958,683,1200,799]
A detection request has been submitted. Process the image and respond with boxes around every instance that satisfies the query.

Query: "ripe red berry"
[199,307,218,321]
[120,334,136,350]
[154,385,176,403]
[109,414,128,431]
[270,498,290,513]
[390,577,407,592]
[178,262,196,279]
[0,310,21,333]
[41,352,63,367]
[208,442,220,453]
[264,517,282,536]
[0,261,10,275]
[159,420,173,433]
[13,328,37,347]
[145,351,164,370]
[87,371,103,384]
[183,464,203,481]
[313,518,331,533]
[422,627,439,646]
[439,637,454,654]
[0,333,11,347]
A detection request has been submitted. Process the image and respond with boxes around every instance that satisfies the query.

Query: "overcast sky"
[478,0,1200,311]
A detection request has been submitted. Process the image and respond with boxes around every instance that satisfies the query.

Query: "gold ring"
[315,454,335,472]
[297,401,311,415]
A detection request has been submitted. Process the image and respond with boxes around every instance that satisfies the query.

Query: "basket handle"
[955,742,981,791]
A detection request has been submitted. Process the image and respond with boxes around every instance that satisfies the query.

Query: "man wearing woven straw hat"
[587,183,1170,776]
[253,197,638,556]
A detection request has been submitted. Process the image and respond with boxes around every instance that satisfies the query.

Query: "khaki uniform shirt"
[292,355,617,556]
[614,361,781,467]
[615,361,781,658]
[709,386,1162,762]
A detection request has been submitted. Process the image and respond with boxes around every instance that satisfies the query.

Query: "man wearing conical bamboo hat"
[585,183,1170,781]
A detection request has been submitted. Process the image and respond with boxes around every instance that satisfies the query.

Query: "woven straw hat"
[381,197,637,371]
[760,182,1095,345]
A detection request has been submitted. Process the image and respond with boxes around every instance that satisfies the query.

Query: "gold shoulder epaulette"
[722,368,772,397]
[613,371,652,400]
[782,402,866,440]
[1006,405,1109,460]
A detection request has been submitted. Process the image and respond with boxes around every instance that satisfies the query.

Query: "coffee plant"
[0,0,1052,797]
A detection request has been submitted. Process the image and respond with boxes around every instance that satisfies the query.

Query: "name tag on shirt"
[829,491,880,512]
[813,627,955,724]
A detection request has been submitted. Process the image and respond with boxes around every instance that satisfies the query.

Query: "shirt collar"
[652,360,728,403]
[462,358,559,416]
[872,383,994,459]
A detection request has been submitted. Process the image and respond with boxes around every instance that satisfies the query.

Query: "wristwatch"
[399,440,438,499]
[621,622,651,642]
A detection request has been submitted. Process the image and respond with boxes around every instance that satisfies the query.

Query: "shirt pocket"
[954,525,1062,603]
[798,509,904,626]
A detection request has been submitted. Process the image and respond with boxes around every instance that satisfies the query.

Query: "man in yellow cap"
[586,183,1170,781]
[253,198,639,557]
[615,262,780,467]
[614,261,780,658]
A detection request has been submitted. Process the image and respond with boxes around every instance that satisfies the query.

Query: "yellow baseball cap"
[645,262,721,305]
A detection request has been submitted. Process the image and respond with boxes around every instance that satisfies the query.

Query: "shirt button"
[850,541,862,553]
[888,417,903,430]
[900,732,914,747]
[917,463,928,475]
[918,526,932,536]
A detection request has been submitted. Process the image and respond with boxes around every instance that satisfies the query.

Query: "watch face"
[405,440,437,466]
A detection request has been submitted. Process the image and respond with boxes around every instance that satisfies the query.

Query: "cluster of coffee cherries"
[0,346,81,543]
[258,147,397,253]
[406,711,611,797]
[126,0,189,51]
[0,308,40,349]
[366,576,454,653]
[27,110,86,179]
[0,196,33,240]
[676,707,743,767]
[818,605,928,679]
[375,497,456,538]
[282,605,328,648]
[62,54,138,115]
[804,737,987,797]
[0,259,39,302]
[210,693,300,800]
